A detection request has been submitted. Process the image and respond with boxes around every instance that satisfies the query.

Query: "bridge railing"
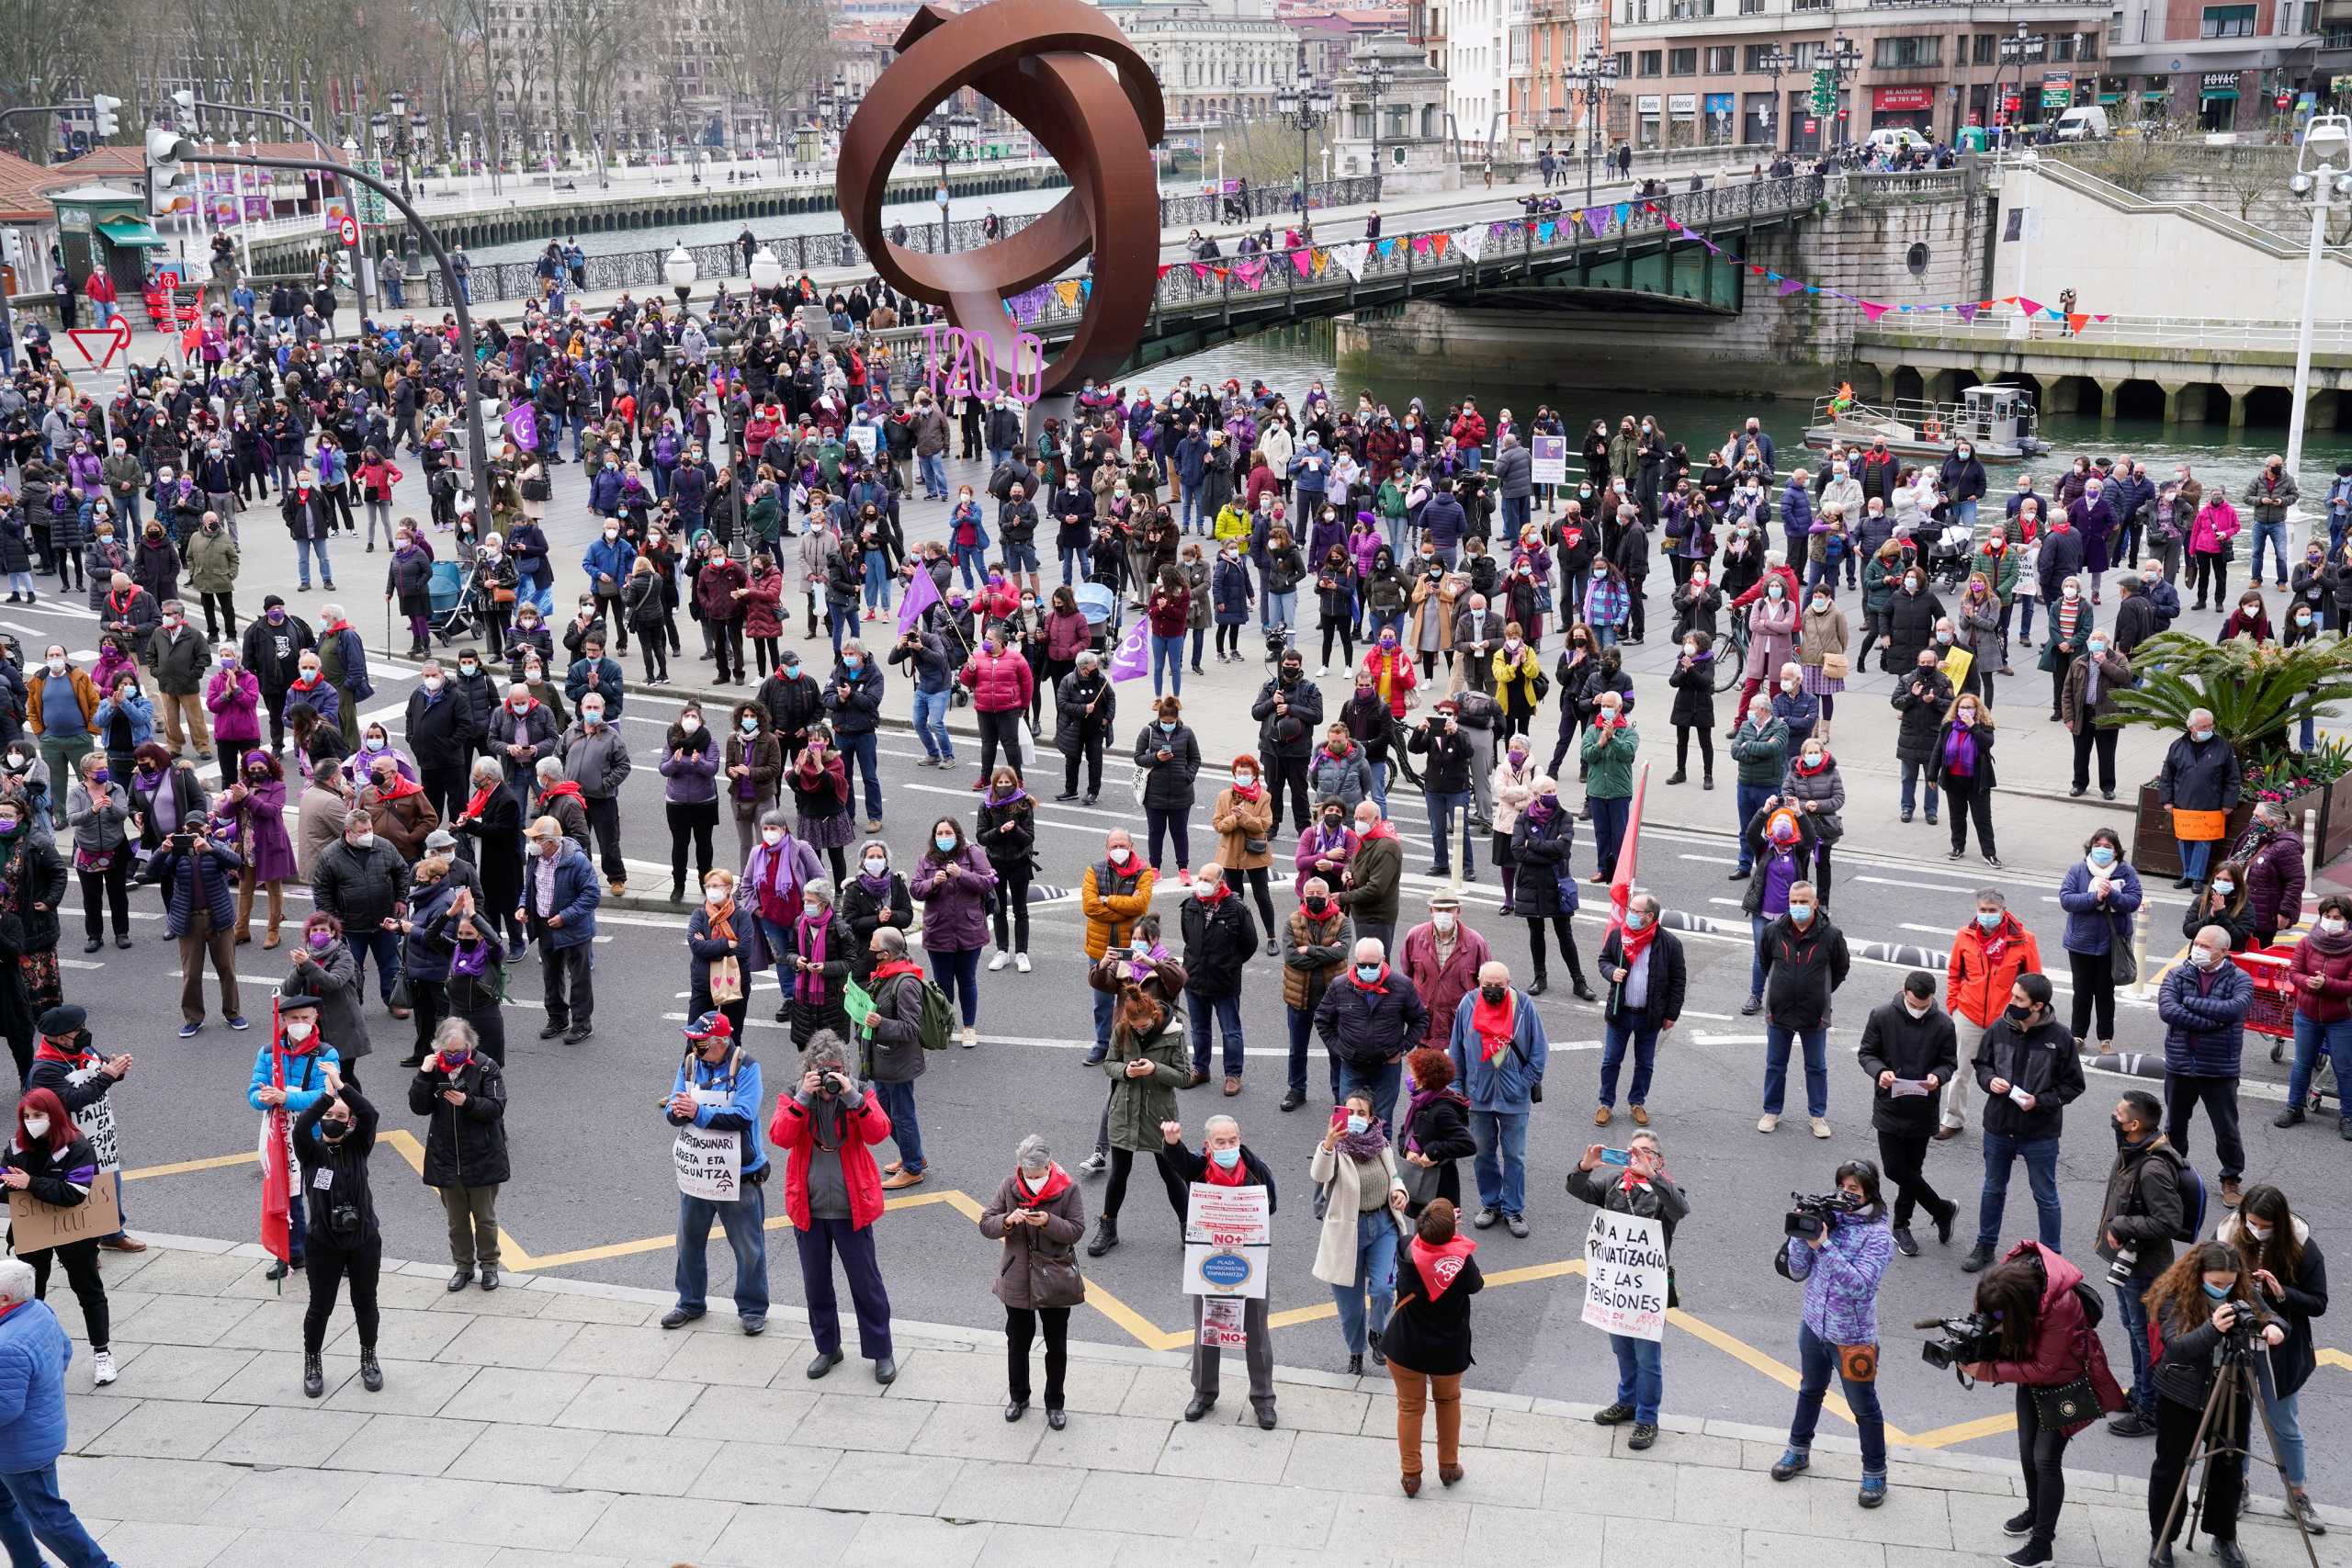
[1006,173,1826,334]
[1857,311,2352,354]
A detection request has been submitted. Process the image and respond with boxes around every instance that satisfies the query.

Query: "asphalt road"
[22,401,2344,1477]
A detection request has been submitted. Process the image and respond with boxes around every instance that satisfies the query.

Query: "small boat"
[1803,382,2049,461]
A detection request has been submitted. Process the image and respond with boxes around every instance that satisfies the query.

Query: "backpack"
[2169,1155,2207,1245]
[912,975,956,1051]
[2070,1279,2106,1330]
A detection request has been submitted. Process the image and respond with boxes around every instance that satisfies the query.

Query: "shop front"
[2199,70,2242,130]
[1704,93,1736,146]
[1870,84,1937,133]
[1636,94,1663,150]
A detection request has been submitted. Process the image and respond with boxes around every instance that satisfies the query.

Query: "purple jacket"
[1294,823,1359,886]
[1782,1213,1894,1345]
[220,775,300,884]
[205,666,263,745]
[910,844,999,953]
[739,833,824,974]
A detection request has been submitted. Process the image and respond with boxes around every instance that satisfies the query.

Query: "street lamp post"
[1996,26,2046,146]
[1756,47,1794,152]
[1274,44,1335,220]
[665,243,696,310]
[1826,32,1860,150]
[1568,47,1622,207]
[1364,60,1395,197]
[2287,115,2352,485]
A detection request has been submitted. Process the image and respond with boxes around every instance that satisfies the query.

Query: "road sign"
[64,321,131,371]
[338,216,358,246]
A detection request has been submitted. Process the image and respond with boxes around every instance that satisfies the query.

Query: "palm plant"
[2102,630,2352,758]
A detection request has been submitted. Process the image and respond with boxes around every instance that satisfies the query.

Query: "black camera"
[1784,1190,1860,1240]
[329,1201,363,1239]
[1916,1312,2001,1371]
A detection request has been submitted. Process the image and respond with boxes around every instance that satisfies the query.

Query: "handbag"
[2107,913,2138,987]
[708,953,743,1005]
[1399,1155,1443,1208]
[1244,837,1271,856]
[521,473,550,503]
[2030,1371,2103,1428]
[1821,651,1851,682]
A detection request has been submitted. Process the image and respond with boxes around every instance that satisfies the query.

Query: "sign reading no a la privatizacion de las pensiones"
[1581,1208,1669,1343]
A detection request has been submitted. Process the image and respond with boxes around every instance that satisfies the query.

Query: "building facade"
[1330,30,1463,187]
[1601,0,2112,153]
[2105,0,2322,130]
[1105,0,1304,126]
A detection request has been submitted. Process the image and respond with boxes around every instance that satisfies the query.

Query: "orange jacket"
[1945,915,2042,1030]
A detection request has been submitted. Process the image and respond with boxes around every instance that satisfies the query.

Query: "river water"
[1134,321,2352,509]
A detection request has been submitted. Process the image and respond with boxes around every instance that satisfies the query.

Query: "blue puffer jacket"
[244,1040,343,1113]
[1783,1211,1894,1348]
[523,837,601,949]
[1444,987,1548,1114]
[148,840,241,939]
[580,534,637,587]
[666,1050,769,1176]
[2057,860,2144,956]
[0,1297,71,1471]
[400,877,462,985]
[2156,958,2251,1077]
[91,690,155,750]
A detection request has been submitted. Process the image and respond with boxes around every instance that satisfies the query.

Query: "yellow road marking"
[119,1146,2352,1447]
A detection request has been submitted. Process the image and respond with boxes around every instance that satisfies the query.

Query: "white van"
[1865,127,1930,157]
[2054,105,2110,141]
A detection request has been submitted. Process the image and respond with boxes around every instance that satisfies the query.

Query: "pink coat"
[204,665,263,745]
[2189,498,2240,556]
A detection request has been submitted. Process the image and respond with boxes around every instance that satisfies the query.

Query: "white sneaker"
[960,1025,978,1049]
[1757,1113,1780,1134]
[988,950,1011,972]
[1810,1117,1832,1139]
[91,1349,116,1387]
[1014,952,1032,973]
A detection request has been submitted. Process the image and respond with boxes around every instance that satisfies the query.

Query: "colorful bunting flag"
[1857,302,1891,322]
[2065,313,2089,336]
[1376,238,1396,260]
[1332,242,1368,281]
[1582,206,1611,239]
[1537,220,1555,243]
[1453,226,1485,263]
[1777,276,1807,298]
[1292,248,1312,278]
[1053,280,1081,308]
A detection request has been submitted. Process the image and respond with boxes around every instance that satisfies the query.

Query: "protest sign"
[1581,1208,1669,1343]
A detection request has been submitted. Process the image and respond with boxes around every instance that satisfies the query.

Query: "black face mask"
[1479,984,1509,1005]
[2112,1117,2138,1146]
[2005,1003,2034,1030]
[320,1120,351,1142]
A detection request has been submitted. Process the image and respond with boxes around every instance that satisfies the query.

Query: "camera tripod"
[2154,1337,2322,1568]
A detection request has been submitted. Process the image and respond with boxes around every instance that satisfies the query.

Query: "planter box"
[2132,781,2328,878]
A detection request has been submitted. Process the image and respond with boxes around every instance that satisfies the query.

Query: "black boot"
[303,1353,324,1398]
[359,1349,383,1392]
[1086,1217,1119,1257]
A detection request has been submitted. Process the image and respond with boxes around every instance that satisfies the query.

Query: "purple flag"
[1107,616,1149,682]
[1955,303,1979,323]
[503,404,538,452]
[1582,207,1611,239]
[897,560,942,637]
[1777,276,1807,298]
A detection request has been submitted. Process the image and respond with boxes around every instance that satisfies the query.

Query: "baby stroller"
[426,559,481,647]
[1923,518,1974,592]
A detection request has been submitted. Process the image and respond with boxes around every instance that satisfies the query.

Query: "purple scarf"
[1941,722,1977,777]
[451,940,492,979]
[794,909,830,1003]
[1402,1083,1465,1157]
[1334,1114,1390,1161]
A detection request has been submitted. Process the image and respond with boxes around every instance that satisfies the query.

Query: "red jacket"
[1147,587,1190,637]
[1400,918,1492,1047]
[1977,1242,2125,1437]
[768,1089,894,1230]
[958,649,1035,714]
[2289,933,2352,1023]
[743,568,786,639]
[1450,412,1487,454]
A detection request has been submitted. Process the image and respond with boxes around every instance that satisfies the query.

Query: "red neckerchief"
[1979,912,2020,969]
[1228,779,1262,801]
[1795,752,1830,776]
[324,618,351,636]
[1204,1149,1250,1186]
[1411,1234,1477,1300]
[1471,987,1516,1063]
[373,774,423,801]
[1618,918,1660,970]
[538,779,583,804]
[1014,1162,1073,1204]
[870,957,926,984]
[1359,818,1397,844]
[1198,883,1232,907]
[461,784,496,821]
[1618,1168,1655,1195]
[1351,962,1392,995]
[32,1038,88,1066]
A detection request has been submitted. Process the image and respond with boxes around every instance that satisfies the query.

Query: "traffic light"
[145,128,198,217]
[89,94,120,138]
[1809,66,1837,116]
[170,89,197,133]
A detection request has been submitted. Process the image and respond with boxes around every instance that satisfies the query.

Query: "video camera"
[1784,1190,1860,1241]
[1916,1312,2001,1372]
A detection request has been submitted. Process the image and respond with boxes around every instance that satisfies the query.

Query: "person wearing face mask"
[1134,695,1204,886]
[1252,651,1327,832]
[1580,694,1639,884]
[822,640,887,833]
[406,1017,508,1293]
[1769,1158,1894,1507]
[1334,798,1404,956]
[1208,755,1280,945]
[1157,1111,1280,1426]
[2182,861,2257,953]
[2156,705,2240,891]
[1925,693,1996,868]
[2215,1185,2330,1531]
[2281,892,2352,1137]
[558,694,631,897]
[521,815,601,1044]
[144,812,247,1038]
[1316,935,1431,1137]
[2143,1242,2285,1568]
[247,987,345,1292]
[2057,627,2132,802]
[979,1131,1088,1428]
[910,816,998,1052]
[2156,924,2253,1210]
[482,678,560,819]
[1310,1090,1411,1375]
[6,1087,117,1392]
[1962,973,2086,1273]
[1566,1128,1686,1450]
[2093,1089,2189,1438]
[2052,828,2143,1056]
[1753,874,1848,1138]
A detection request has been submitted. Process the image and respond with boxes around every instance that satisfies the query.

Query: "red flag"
[1606,761,1649,940]
[258,995,290,1265]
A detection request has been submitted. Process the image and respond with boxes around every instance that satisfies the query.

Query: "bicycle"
[1712,604,1750,694]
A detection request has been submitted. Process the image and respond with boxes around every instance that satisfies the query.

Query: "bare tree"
[714,0,834,157]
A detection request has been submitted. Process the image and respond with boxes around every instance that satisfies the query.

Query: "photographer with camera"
[291,1059,384,1402]
[1964,973,2084,1271]
[1770,1159,1894,1507]
[2093,1089,2188,1438]
[767,1030,898,1382]
[2217,1185,2329,1534]
[1856,971,1959,1257]
[2143,1242,2285,1568]
[1959,1241,2126,1567]
[1566,1130,1689,1450]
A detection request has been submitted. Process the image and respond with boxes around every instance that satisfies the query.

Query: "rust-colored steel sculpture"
[836,0,1166,397]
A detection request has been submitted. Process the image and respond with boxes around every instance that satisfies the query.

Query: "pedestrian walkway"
[47,1234,2348,1566]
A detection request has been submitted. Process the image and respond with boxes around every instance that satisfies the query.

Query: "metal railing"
[401,175,1384,308]
[1858,311,2352,354]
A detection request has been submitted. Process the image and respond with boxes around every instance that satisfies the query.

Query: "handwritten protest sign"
[1581,1208,1669,1343]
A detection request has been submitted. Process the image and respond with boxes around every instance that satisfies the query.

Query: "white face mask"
[21,1114,50,1140]
[285,1019,315,1042]
[2324,917,2348,936]
[422,676,443,693]
[1903,998,1931,1020]
[2246,1221,2274,1242]
[45,659,62,673]
[680,716,701,733]
[706,886,729,905]
[864,855,888,876]
[762,829,783,846]
[1432,910,1456,933]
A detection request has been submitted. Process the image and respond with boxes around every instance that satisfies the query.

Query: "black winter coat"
[1397,1089,1475,1214]
[1598,927,1685,1029]
[1856,999,1961,1135]
[1179,892,1258,1001]
[1509,807,1577,919]
[408,1052,510,1188]
[1380,1246,1484,1377]
[1890,670,1954,764]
